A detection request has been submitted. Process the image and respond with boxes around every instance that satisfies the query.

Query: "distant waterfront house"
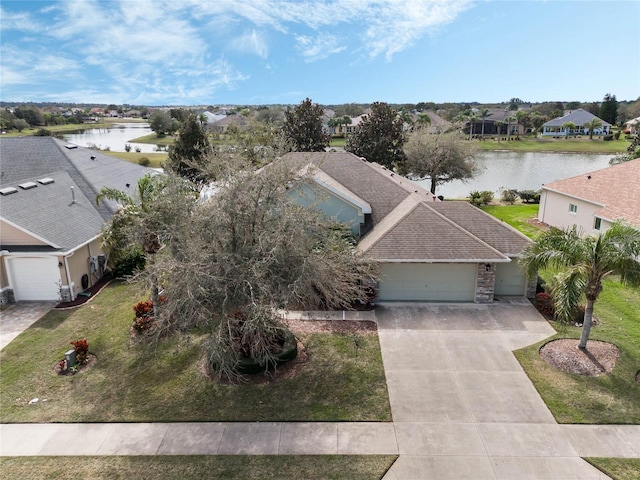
[538,158,640,235]
[211,114,247,133]
[541,109,611,136]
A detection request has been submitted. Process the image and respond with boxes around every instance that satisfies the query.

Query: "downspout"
[63,252,75,302]
[87,242,93,287]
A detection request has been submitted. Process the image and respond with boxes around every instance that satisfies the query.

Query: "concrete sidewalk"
[1,301,639,480]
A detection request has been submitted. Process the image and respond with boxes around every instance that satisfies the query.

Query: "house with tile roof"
[538,158,640,235]
[0,137,153,303]
[281,151,534,302]
[541,109,611,136]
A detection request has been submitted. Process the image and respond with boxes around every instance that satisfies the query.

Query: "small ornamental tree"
[166,114,212,183]
[346,102,405,169]
[282,98,330,152]
[401,131,478,195]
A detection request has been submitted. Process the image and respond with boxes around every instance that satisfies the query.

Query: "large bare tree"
[147,159,377,380]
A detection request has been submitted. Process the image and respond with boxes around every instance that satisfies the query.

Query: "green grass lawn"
[100,150,167,168]
[483,205,640,424]
[0,282,391,423]
[585,458,640,480]
[0,456,397,480]
[127,133,175,145]
[480,204,543,239]
[477,136,630,154]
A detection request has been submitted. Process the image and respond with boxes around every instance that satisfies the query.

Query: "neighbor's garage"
[494,259,527,296]
[6,256,61,301]
[378,263,476,301]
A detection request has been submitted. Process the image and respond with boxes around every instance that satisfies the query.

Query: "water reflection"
[64,123,159,153]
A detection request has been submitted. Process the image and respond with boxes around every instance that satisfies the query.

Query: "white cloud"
[230,30,269,58]
[295,33,345,62]
[0,7,42,32]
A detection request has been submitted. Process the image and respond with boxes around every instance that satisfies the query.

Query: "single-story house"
[466,108,526,136]
[624,116,640,134]
[0,137,153,303]
[538,158,640,235]
[211,114,247,133]
[281,152,534,302]
[541,109,611,136]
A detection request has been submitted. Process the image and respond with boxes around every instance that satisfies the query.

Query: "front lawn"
[100,150,167,168]
[515,277,640,424]
[483,205,640,424]
[586,458,640,480]
[0,282,391,423]
[0,456,397,480]
[480,204,543,239]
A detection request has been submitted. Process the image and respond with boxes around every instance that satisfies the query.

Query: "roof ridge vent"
[0,187,18,196]
[18,181,38,190]
[38,177,55,185]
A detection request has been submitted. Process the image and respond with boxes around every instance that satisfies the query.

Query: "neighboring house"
[332,114,367,136]
[201,111,226,127]
[538,158,640,235]
[0,137,153,303]
[541,109,611,136]
[282,152,534,303]
[211,114,247,133]
[624,116,640,134]
[412,110,452,134]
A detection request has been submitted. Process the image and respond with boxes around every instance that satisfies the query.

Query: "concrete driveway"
[0,301,56,350]
[376,299,614,480]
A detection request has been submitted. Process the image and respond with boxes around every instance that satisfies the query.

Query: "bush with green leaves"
[500,188,518,204]
[517,190,540,204]
[113,247,146,277]
[469,190,494,207]
[138,157,150,166]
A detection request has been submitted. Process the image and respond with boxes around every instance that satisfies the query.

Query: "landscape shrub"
[603,134,614,141]
[517,190,540,204]
[469,190,494,207]
[535,292,555,317]
[500,188,518,204]
[113,247,146,277]
[70,338,89,364]
[138,157,150,166]
[124,144,132,152]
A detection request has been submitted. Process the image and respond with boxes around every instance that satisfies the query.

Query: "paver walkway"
[1,300,639,479]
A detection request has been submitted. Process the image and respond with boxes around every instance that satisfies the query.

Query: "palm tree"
[515,110,528,137]
[584,118,603,140]
[97,173,165,315]
[495,121,503,142]
[416,113,431,131]
[561,121,576,138]
[505,114,516,140]
[519,221,640,349]
[479,108,492,137]
[467,112,478,140]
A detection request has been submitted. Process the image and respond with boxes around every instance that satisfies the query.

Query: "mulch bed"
[54,274,114,309]
[53,353,98,376]
[540,339,619,376]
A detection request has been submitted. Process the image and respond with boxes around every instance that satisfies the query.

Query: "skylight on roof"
[0,187,18,196]
[18,181,37,190]
[37,178,55,185]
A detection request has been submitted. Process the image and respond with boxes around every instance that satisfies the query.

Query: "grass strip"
[585,458,640,480]
[0,455,398,480]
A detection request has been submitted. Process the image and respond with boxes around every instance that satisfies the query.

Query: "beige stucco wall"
[539,190,604,236]
[0,220,47,246]
[65,238,105,296]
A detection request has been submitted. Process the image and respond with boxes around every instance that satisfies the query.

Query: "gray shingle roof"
[280,151,531,263]
[0,137,154,252]
[542,109,611,128]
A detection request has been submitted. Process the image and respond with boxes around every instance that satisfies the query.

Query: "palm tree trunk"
[578,298,596,349]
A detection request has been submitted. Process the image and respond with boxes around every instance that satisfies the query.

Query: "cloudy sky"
[1,0,638,106]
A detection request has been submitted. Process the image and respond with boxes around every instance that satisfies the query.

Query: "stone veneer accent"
[0,287,15,305]
[475,263,495,304]
[526,273,538,299]
[59,285,72,303]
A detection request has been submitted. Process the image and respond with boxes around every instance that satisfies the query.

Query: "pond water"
[64,125,615,197]
[63,123,164,153]
[416,151,615,199]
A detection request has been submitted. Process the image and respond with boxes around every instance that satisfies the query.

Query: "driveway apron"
[376,300,613,480]
[0,302,56,350]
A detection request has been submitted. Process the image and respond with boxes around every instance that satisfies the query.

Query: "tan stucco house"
[0,137,152,303]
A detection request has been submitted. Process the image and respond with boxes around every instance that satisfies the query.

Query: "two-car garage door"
[378,263,477,302]
[6,257,61,301]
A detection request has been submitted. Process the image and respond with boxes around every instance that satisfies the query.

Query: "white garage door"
[379,263,476,302]
[7,257,61,301]
[494,260,526,296]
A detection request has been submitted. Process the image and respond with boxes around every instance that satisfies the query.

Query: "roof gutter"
[373,258,512,264]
